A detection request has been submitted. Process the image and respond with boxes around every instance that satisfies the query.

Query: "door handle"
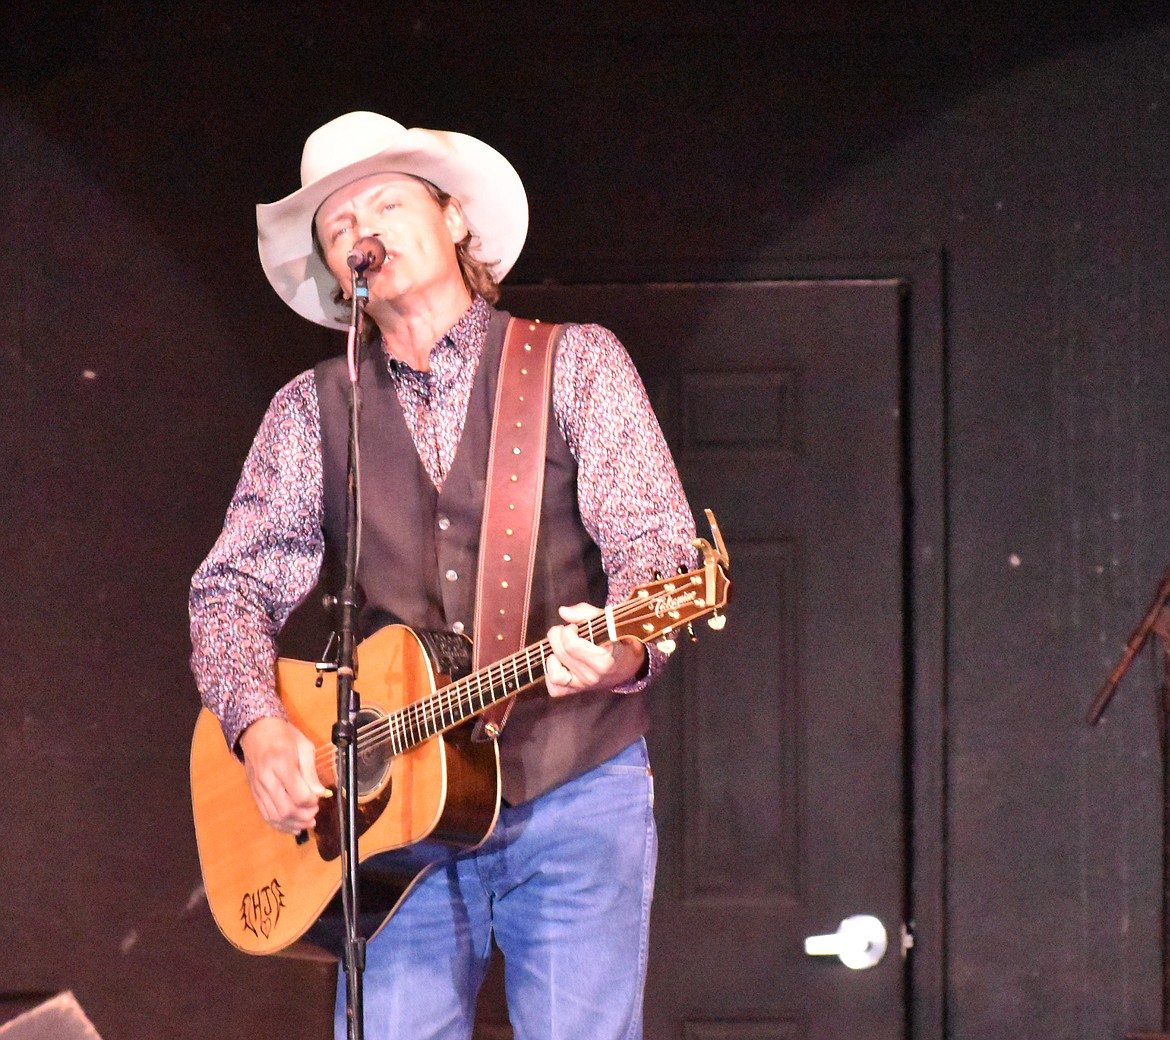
[803,914,888,969]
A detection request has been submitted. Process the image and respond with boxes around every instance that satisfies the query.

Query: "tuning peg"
[707,610,726,631]
[657,634,677,655]
[687,623,697,644]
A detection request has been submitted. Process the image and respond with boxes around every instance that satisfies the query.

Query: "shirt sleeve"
[188,370,325,751]
[552,323,699,693]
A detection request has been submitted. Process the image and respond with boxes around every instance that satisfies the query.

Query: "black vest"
[314,307,650,804]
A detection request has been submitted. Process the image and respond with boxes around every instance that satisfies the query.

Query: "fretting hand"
[545,602,646,697]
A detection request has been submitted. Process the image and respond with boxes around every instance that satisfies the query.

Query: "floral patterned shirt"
[189,297,697,749]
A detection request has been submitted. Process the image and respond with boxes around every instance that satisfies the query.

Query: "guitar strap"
[470,317,561,742]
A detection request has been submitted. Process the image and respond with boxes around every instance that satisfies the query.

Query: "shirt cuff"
[610,640,664,696]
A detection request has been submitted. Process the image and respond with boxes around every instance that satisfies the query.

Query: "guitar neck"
[356,533,731,760]
[384,614,612,754]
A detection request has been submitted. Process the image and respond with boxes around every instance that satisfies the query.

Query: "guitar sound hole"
[354,706,392,798]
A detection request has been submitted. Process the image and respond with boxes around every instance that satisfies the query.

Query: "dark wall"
[3,2,1170,1037]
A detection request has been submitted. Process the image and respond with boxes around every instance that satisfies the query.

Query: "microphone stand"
[1086,564,1170,725]
[335,255,375,1040]
[1087,564,1170,1039]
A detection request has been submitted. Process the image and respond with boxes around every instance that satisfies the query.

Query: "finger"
[254,778,303,833]
[558,602,602,624]
[547,622,570,663]
[554,630,610,683]
[554,648,603,692]
[547,627,584,681]
[251,784,280,826]
[296,735,333,800]
[550,653,575,687]
[543,635,577,696]
[256,754,320,828]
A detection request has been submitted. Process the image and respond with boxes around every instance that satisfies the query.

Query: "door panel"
[502,281,907,1039]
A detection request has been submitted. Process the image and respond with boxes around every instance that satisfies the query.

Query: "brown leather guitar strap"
[471,317,560,742]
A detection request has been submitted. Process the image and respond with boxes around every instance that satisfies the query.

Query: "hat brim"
[257,127,528,327]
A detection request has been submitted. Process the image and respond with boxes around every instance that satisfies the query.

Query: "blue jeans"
[336,738,658,1040]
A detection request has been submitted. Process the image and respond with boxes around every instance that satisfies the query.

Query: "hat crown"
[300,112,407,188]
[259,111,528,327]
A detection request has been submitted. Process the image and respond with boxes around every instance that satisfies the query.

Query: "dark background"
[3,1,1170,1037]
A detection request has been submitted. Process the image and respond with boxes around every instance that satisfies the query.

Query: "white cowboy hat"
[256,111,528,327]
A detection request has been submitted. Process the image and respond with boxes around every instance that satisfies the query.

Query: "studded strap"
[471,318,560,741]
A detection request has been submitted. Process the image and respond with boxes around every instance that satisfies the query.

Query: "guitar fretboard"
[363,613,612,758]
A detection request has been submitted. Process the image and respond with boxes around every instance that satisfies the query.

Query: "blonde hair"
[419,181,502,305]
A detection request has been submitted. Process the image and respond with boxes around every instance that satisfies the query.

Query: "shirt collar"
[384,295,492,385]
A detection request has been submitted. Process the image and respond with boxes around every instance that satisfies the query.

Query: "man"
[190,111,696,1040]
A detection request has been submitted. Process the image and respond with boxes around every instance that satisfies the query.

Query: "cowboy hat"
[256,111,528,327]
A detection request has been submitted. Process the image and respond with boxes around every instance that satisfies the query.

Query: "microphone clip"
[346,236,387,276]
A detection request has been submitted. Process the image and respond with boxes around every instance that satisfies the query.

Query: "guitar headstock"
[611,510,731,652]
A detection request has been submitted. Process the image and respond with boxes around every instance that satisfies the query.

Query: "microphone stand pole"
[1086,564,1170,725]
[336,261,371,1040]
[1087,564,1170,1039]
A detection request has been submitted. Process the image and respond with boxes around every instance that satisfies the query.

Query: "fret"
[376,555,730,756]
[448,680,465,723]
[300,547,733,806]
[406,701,422,743]
[463,680,478,717]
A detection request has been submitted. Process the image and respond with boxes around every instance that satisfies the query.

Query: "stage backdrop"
[1,3,1168,1038]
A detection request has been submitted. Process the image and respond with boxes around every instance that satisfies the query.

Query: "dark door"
[502,280,908,1040]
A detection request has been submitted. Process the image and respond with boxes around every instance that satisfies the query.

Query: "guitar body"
[190,513,731,960]
[190,624,501,960]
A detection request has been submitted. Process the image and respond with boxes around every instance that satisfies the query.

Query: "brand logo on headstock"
[241,878,285,940]
[652,589,697,619]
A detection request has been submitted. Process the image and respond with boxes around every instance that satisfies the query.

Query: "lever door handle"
[803,914,888,969]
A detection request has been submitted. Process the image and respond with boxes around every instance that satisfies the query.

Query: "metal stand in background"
[1086,564,1170,1040]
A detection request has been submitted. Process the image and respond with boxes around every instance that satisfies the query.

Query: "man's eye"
[381,202,398,213]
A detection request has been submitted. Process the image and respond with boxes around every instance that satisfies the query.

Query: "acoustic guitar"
[190,514,730,959]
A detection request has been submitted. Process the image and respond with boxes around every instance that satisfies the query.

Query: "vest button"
[437,516,451,531]
[452,621,465,634]
[445,569,459,582]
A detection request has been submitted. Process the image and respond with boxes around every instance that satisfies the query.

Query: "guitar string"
[314,578,709,771]
[310,604,621,777]
[310,577,712,778]
[311,616,601,775]
[378,580,703,748]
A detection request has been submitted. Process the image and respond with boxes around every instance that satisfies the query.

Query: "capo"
[693,508,731,610]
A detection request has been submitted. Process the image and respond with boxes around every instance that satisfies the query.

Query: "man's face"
[314,172,466,305]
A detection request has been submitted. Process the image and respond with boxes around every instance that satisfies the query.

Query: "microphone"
[346,236,387,274]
